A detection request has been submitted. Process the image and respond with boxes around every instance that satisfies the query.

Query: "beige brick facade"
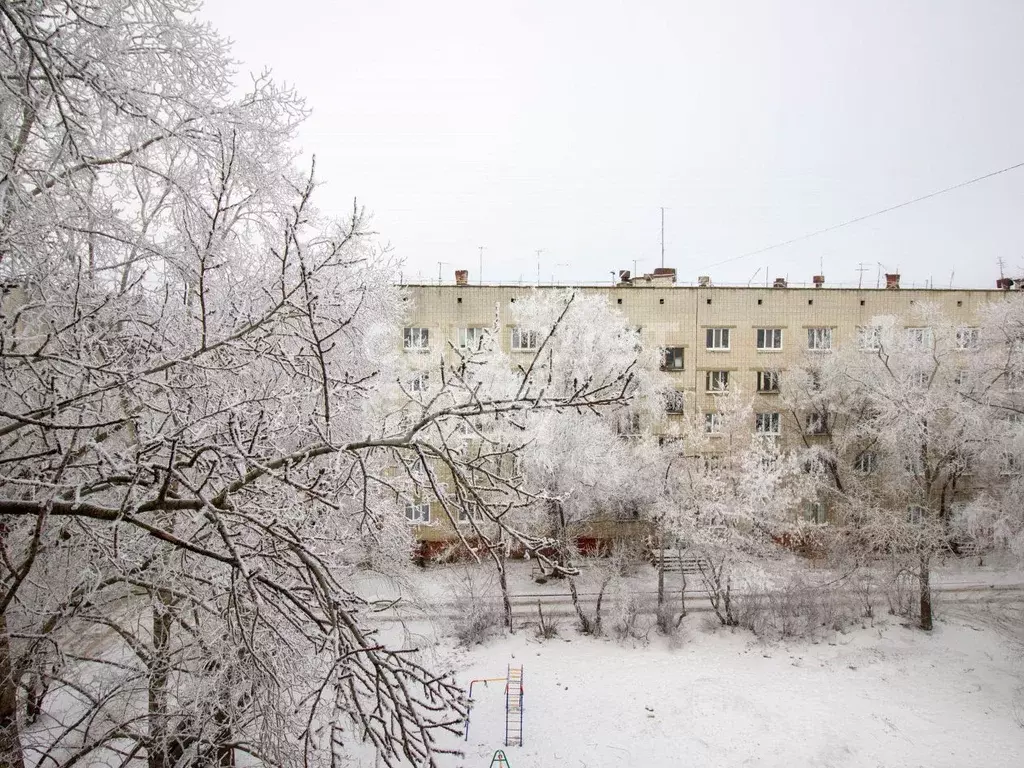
[400,281,1010,540]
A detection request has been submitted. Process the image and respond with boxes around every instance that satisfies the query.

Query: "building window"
[907,505,926,525]
[705,370,729,393]
[955,327,980,350]
[858,325,881,352]
[666,391,686,414]
[905,327,933,350]
[802,500,827,524]
[404,327,429,351]
[704,412,724,434]
[510,327,538,351]
[807,327,832,351]
[910,370,930,389]
[458,327,487,350]
[458,504,484,524]
[755,412,781,436]
[706,328,731,350]
[756,370,780,393]
[663,347,685,371]
[854,451,877,474]
[756,328,782,350]
[1000,452,1019,476]
[616,412,641,436]
[409,371,430,393]
[806,412,829,435]
[405,501,430,524]
[702,454,722,474]
[1006,370,1024,392]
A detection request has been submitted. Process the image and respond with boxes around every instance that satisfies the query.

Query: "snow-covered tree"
[657,390,808,627]
[0,4,643,766]
[783,305,988,630]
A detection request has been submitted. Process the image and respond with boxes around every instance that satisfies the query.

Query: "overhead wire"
[701,160,1024,269]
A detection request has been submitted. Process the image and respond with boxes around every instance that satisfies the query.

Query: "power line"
[702,160,1024,269]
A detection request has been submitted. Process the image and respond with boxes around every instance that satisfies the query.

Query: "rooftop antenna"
[478,246,485,285]
[633,257,644,278]
[876,262,884,289]
[949,270,955,288]
[437,261,449,285]
[550,262,568,284]
[660,207,665,268]
[610,270,617,286]
[747,267,761,286]
[998,257,1006,280]
[535,249,544,285]
[855,262,868,289]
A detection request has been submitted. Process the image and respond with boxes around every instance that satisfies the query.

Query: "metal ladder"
[504,665,524,747]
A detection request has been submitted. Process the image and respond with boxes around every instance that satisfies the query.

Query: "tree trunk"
[0,614,25,768]
[495,534,513,631]
[149,593,174,768]
[659,528,667,630]
[919,551,933,631]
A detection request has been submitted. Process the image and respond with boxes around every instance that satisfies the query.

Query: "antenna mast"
[479,246,485,285]
[535,249,543,285]
[660,207,665,268]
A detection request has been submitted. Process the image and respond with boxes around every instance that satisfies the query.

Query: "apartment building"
[400,269,1011,545]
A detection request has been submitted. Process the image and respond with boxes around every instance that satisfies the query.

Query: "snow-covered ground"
[353,556,1024,767]
[442,607,1024,768]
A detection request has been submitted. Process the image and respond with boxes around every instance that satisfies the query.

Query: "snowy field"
[351,557,1024,768]
[442,607,1024,768]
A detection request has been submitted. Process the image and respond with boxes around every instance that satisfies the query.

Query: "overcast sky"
[200,0,1023,288]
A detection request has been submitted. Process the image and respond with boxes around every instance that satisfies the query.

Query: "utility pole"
[660,207,665,268]
[535,249,543,285]
[478,246,485,285]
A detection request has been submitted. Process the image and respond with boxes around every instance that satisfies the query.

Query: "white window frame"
[510,327,538,351]
[857,325,881,352]
[704,412,723,434]
[409,371,430,393]
[756,370,780,393]
[854,451,877,474]
[807,327,832,352]
[910,370,930,389]
[706,328,731,351]
[706,370,729,393]
[806,411,829,435]
[404,327,429,351]
[755,412,781,436]
[905,327,933,350]
[907,505,926,525]
[955,327,980,351]
[404,501,430,524]
[458,326,486,350]
[457,504,484,524]
[663,346,685,371]
[1000,452,1018,476]
[616,411,641,436]
[802,500,827,524]
[756,328,783,350]
[665,390,686,414]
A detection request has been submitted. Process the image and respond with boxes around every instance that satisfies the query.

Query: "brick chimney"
[652,267,677,284]
[455,269,469,286]
[812,275,825,288]
[885,273,900,290]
